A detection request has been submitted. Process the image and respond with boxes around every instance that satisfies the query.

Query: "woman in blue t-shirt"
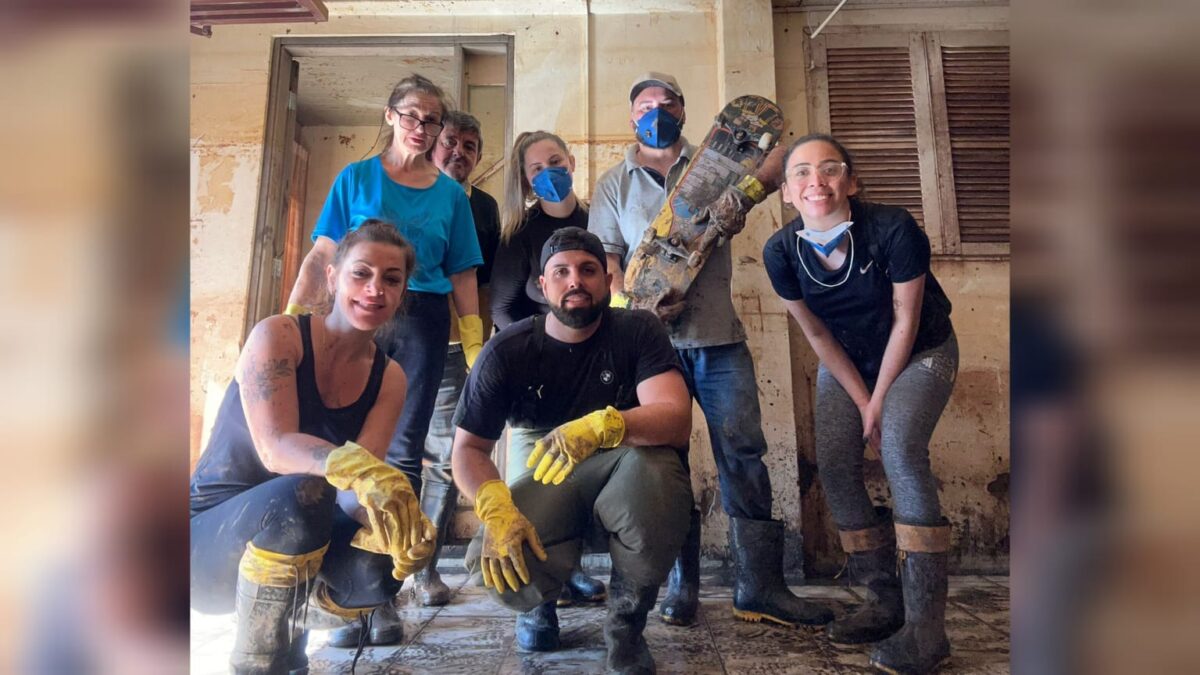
[285,74,483,505]
[762,134,957,675]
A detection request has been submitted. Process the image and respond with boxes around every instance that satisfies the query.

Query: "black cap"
[539,227,608,273]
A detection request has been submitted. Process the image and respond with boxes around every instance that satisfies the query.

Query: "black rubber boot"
[730,516,834,627]
[827,509,904,644]
[325,599,403,648]
[231,575,306,675]
[284,630,309,675]
[515,599,561,652]
[559,566,608,606]
[869,521,952,675]
[412,479,457,607]
[659,509,701,626]
[605,570,660,675]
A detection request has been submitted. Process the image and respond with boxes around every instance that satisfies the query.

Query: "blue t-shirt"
[312,156,483,294]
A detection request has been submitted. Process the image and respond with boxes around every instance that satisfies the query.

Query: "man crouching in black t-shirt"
[451,227,693,673]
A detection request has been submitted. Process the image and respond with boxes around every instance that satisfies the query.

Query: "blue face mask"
[797,220,853,256]
[530,166,573,203]
[635,107,682,149]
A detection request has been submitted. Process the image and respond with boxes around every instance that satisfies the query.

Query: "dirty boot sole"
[732,607,798,628]
[732,604,832,628]
[868,653,950,675]
[659,612,697,627]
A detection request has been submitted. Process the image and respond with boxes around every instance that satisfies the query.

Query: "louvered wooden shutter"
[825,45,926,227]
[942,45,1010,244]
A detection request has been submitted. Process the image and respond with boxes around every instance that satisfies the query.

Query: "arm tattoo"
[246,357,294,403]
[309,441,334,474]
[893,297,903,312]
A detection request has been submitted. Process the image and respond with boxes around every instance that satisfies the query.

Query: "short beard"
[550,290,610,328]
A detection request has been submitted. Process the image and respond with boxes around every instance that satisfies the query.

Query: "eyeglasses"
[787,161,848,181]
[391,109,444,136]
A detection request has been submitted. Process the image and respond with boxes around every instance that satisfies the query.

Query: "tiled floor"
[191,573,1009,674]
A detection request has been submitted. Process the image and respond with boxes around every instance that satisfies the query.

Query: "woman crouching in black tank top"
[190,220,435,673]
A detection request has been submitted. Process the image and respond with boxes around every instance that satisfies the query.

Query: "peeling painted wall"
[190,1,1008,573]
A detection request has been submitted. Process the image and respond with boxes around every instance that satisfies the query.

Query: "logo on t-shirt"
[600,370,614,385]
[860,260,874,275]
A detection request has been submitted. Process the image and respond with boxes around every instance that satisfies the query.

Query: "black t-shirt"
[189,315,388,516]
[762,199,953,380]
[489,203,590,330]
[452,308,680,438]
[469,186,501,286]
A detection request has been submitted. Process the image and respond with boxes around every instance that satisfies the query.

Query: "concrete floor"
[191,573,1009,674]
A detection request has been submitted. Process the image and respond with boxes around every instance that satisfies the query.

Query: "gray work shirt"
[588,140,746,349]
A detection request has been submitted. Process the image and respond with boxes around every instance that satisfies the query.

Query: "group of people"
[190,70,959,675]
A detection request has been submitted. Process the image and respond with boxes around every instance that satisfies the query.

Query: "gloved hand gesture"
[526,406,626,485]
[653,297,687,323]
[695,175,765,238]
[702,184,756,237]
[325,442,436,580]
[474,480,548,592]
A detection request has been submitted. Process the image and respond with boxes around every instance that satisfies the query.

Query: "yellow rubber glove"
[474,479,548,593]
[459,314,484,370]
[526,406,625,485]
[610,292,631,309]
[325,442,436,580]
[284,303,309,316]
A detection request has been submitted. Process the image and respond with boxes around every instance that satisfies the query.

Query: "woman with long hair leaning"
[190,222,434,673]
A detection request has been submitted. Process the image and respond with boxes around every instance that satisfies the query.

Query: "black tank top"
[189,314,389,516]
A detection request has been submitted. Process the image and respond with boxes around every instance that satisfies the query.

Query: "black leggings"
[190,474,400,614]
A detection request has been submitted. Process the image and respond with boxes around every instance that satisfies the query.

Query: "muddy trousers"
[814,333,959,531]
[190,474,401,615]
[675,341,774,520]
[467,445,693,612]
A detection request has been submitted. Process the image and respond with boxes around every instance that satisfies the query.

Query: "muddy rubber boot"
[869,520,952,675]
[286,631,309,675]
[559,566,608,607]
[827,509,904,644]
[324,598,403,648]
[730,516,834,627]
[659,509,701,626]
[515,599,561,652]
[230,574,305,675]
[412,479,457,607]
[605,570,660,675]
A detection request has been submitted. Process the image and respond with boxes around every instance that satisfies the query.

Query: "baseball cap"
[540,227,608,272]
[629,71,684,104]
